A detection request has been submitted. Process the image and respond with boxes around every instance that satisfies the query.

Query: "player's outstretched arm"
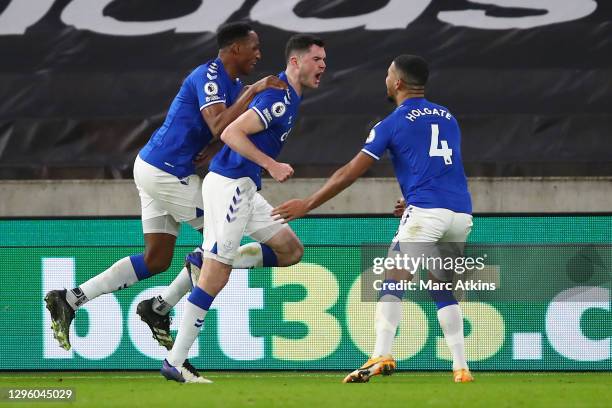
[272,152,375,222]
[202,75,287,138]
[221,109,294,182]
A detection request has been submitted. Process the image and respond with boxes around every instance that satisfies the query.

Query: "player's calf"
[142,233,177,274]
[429,287,473,382]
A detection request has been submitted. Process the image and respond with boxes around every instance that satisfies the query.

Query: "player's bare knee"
[143,252,172,274]
[293,240,305,264]
[143,233,176,274]
[264,227,303,266]
[270,236,303,267]
[282,238,304,266]
[199,258,232,296]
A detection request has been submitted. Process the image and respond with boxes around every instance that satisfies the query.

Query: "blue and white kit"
[203,72,301,263]
[362,98,474,278]
[134,58,243,235]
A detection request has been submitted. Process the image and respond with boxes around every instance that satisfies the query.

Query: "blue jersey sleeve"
[249,90,288,130]
[193,64,230,110]
[361,116,396,160]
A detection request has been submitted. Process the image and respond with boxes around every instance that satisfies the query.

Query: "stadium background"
[1,0,611,373]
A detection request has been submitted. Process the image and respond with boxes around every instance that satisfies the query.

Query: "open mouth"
[314,72,322,83]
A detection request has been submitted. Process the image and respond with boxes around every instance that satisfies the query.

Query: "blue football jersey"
[362,98,472,214]
[210,72,301,189]
[139,57,243,178]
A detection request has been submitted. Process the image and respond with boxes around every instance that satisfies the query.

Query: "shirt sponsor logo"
[280,129,292,142]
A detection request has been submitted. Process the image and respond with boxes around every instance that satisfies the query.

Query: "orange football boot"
[453,369,474,383]
[343,355,396,383]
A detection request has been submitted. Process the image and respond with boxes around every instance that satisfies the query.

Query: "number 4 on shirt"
[429,124,453,165]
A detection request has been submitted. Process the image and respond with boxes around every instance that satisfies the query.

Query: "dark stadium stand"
[0,0,610,179]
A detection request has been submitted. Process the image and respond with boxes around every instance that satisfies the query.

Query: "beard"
[386,93,396,104]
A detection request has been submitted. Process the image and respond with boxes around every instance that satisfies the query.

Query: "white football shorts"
[201,171,285,264]
[390,205,473,281]
[133,155,204,236]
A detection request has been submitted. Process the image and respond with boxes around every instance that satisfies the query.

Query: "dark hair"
[216,22,254,49]
[393,55,429,86]
[285,34,325,61]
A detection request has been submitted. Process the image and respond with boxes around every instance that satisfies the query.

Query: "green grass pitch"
[1,372,610,407]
